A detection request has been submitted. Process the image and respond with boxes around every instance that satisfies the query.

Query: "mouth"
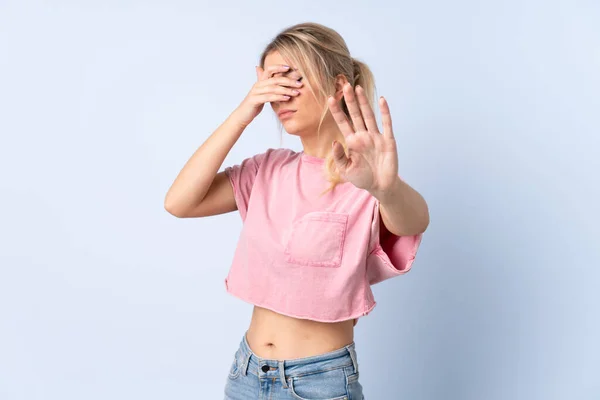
[277,110,296,119]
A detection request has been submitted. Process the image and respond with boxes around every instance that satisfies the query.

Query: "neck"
[300,121,345,159]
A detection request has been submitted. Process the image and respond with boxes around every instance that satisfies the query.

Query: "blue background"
[1,0,598,399]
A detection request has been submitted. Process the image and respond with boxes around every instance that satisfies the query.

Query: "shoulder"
[259,147,301,166]
[264,147,299,158]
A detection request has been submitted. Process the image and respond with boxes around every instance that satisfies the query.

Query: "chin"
[282,121,305,136]
[282,120,318,137]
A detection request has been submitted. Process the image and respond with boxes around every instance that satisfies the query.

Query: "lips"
[277,109,296,118]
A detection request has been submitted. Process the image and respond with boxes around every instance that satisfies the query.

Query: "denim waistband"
[235,331,359,389]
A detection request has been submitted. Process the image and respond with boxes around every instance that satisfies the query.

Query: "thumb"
[332,140,349,171]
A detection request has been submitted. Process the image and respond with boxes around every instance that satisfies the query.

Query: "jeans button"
[261,364,270,372]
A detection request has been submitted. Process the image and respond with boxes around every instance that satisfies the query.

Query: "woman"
[165,22,429,400]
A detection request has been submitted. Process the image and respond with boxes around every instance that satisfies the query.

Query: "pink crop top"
[223,147,422,323]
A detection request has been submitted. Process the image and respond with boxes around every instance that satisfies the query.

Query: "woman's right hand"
[232,64,304,127]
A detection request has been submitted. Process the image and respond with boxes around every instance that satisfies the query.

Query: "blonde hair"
[259,22,377,192]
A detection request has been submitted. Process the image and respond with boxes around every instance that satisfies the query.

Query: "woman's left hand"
[327,83,399,196]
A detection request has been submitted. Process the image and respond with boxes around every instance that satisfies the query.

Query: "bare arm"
[163,112,246,218]
[164,64,302,218]
[375,176,429,237]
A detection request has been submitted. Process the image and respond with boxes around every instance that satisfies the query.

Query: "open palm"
[328,83,399,194]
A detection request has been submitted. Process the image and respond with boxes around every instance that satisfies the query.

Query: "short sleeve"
[224,151,267,221]
[366,200,423,285]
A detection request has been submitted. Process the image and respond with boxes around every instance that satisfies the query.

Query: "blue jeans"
[224,331,365,399]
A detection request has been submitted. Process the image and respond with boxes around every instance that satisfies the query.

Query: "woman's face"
[263,51,328,137]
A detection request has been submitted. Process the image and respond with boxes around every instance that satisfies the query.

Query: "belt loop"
[241,350,251,376]
[278,360,288,388]
[347,344,359,375]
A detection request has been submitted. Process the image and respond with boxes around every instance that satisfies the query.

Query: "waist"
[237,330,359,380]
[246,305,355,360]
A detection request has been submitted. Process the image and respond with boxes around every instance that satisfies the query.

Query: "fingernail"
[283,65,290,69]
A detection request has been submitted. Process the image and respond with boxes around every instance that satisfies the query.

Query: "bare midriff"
[245,305,358,361]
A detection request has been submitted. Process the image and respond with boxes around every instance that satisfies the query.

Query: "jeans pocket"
[228,351,242,380]
[288,367,349,400]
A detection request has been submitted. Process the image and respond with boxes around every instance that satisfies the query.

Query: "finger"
[379,96,395,139]
[260,64,291,81]
[265,76,304,89]
[259,94,291,103]
[343,83,367,132]
[356,85,379,133]
[256,84,300,97]
[256,66,262,80]
[327,95,355,137]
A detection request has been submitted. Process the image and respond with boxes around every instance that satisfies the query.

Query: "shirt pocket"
[284,211,348,268]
